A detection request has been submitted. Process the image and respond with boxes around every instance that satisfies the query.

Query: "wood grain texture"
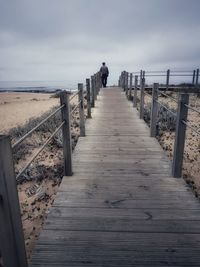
[30,87,200,267]
[60,92,73,176]
[0,136,28,267]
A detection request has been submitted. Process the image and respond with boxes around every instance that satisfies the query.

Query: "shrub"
[143,102,177,134]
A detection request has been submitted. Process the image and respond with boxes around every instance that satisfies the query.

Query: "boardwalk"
[31,87,200,266]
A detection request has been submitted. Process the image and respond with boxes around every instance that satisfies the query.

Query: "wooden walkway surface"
[31,87,200,266]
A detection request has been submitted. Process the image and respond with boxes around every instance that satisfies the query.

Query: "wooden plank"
[44,206,200,220]
[31,232,200,266]
[53,191,195,203]
[51,197,200,210]
[35,230,200,246]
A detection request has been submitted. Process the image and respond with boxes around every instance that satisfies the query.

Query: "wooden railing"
[119,70,200,179]
[0,71,101,267]
[119,68,199,92]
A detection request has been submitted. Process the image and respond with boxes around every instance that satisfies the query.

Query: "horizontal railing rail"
[71,100,82,115]
[182,120,200,137]
[12,104,65,149]
[184,103,200,115]
[13,91,74,182]
[16,121,65,181]
[119,68,199,92]
[69,90,79,102]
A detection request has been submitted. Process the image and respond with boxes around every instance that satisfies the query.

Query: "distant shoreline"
[0,88,61,93]
[0,87,76,93]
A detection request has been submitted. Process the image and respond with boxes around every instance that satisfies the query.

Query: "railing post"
[97,73,99,97]
[91,75,95,108]
[0,135,28,267]
[172,93,189,178]
[120,73,122,87]
[123,71,126,92]
[96,73,98,91]
[196,68,199,87]
[60,92,72,176]
[78,83,85,137]
[97,72,99,93]
[128,73,133,100]
[123,71,126,91]
[150,83,159,137]
[140,69,143,88]
[192,70,196,85]
[122,71,126,91]
[86,78,91,118]
[142,70,145,79]
[98,72,101,92]
[119,72,122,87]
[127,72,129,95]
[133,75,138,108]
[94,74,97,100]
[125,72,129,96]
[96,73,99,94]
[119,73,121,87]
[166,69,170,90]
[139,78,145,119]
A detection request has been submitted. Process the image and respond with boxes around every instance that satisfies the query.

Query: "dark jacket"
[100,66,109,76]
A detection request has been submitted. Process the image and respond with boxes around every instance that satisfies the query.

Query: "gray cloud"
[0,0,200,87]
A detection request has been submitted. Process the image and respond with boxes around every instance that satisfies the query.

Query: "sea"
[0,81,77,93]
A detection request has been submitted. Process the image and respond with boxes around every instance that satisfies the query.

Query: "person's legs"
[101,75,104,87]
[104,76,107,87]
[102,74,106,87]
[102,74,107,87]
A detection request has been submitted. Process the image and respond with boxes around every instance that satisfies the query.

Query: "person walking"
[100,62,109,88]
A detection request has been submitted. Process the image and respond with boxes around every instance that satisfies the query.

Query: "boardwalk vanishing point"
[31,87,200,266]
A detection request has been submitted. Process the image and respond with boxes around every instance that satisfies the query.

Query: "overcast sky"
[0,0,200,87]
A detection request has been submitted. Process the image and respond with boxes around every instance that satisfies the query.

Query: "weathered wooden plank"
[53,191,196,203]
[51,197,200,210]
[45,207,200,220]
[73,149,167,156]
[74,141,162,147]
[31,250,200,266]
[34,229,200,245]
[73,157,170,164]
[44,217,200,233]
[58,179,189,193]
[31,231,200,266]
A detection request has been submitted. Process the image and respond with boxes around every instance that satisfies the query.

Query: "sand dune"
[0,92,59,134]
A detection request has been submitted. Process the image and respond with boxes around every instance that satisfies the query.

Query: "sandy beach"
[0,92,59,133]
